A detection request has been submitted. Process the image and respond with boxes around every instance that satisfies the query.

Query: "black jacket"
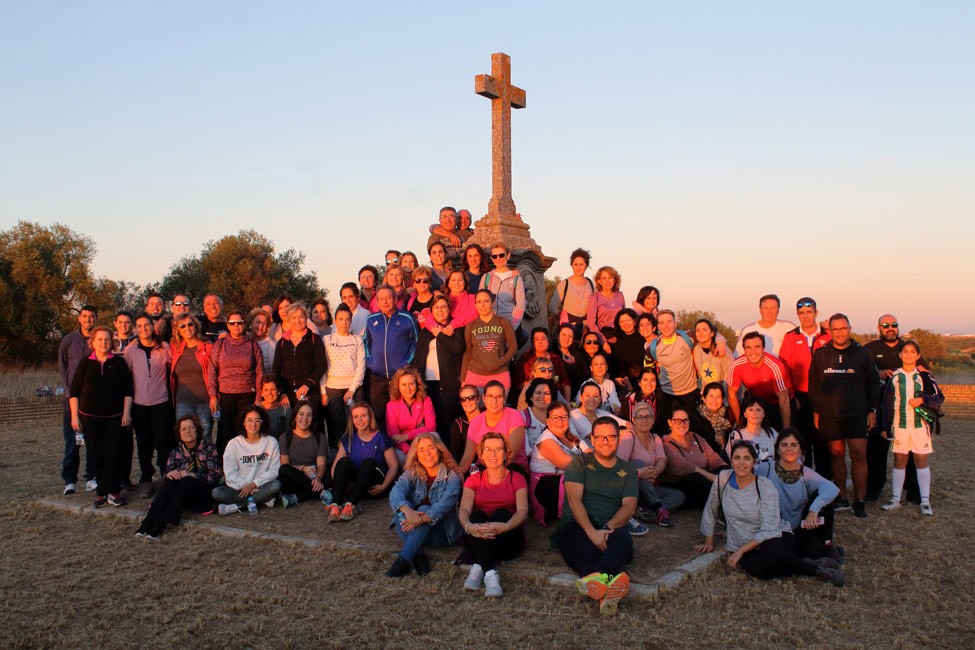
[413,325,466,393]
[808,340,880,418]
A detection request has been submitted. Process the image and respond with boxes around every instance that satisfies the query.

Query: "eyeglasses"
[459,395,478,402]
[670,418,690,425]
[413,278,430,284]
[244,418,263,425]
[173,301,190,307]
[881,322,898,329]
[548,415,569,422]
[481,447,505,455]
[228,320,245,326]
[491,253,507,259]
[178,323,195,330]
[592,434,619,443]
[484,393,505,400]
[633,415,653,420]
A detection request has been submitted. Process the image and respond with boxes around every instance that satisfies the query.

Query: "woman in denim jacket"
[385,433,462,578]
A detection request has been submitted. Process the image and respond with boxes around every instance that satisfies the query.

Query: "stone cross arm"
[475,74,526,108]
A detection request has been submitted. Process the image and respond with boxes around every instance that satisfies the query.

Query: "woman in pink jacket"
[385,366,437,458]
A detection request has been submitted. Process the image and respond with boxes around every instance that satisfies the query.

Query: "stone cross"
[475,52,526,221]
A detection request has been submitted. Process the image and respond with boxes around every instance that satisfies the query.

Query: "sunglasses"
[228,320,245,326]
[881,322,898,329]
[173,301,190,307]
[178,323,195,330]
[459,395,478,402]
[491,253,507,259]
[413,278,430,284]
[796,300,815,308]
[583,340,599,345]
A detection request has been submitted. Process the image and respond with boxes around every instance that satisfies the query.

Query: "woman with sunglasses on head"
[462,243,490,296]
[207,309,264,455]
[414,295,465,441]
[459,380,527,476]
[659,408,728,508]
[585,265,625,353]
[529,402,591,525]
[695,440,844,586]
[170,313,216,441]
[212,405,282,512]
[480,242,526,332]
[449,385,482,465]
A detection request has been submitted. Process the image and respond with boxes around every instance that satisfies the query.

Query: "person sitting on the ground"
[621,367,658,426]
[621,401,684,528]
[529,402,591,524]
[458,432,529,597]
[516,358,569,411]
[659,408,728,508]
[326,402,398,523]
[575,352,621,414]
[136,414,222,539]
[555,417,636,617]
[569,380,629,442]
[689,381,735,456]
[212,405,282,513]
[514,328,571,403]
[257,375,291,438]
[555,324,587,398]
[694,441,844,586]
[385,366,437,458]
[385,433,463,578]
[278,402,329,508]
[449,384,482,464]
[726,396,780,464]
[520,377,557,455]
[459,380,527,475]
[754,429,843,561]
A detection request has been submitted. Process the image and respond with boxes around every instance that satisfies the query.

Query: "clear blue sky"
[1,2,972,333]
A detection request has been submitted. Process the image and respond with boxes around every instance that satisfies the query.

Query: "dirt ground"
[2,406,974,649]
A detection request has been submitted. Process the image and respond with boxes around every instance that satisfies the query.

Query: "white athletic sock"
[890,467,906,502]
[917,466,931,503]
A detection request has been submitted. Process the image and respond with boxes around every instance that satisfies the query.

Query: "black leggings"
[129,402,173,483]
[81,414,125,496]
[146,476,214,525]
[463,508,525,571]
[278,464,327,501]
[558,521,633,577]
[534,475,562,524]
[331,457,383,505]
[669,472,717,509]
[738,533,817,580]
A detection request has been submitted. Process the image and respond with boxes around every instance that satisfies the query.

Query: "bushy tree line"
[0,222,323,363]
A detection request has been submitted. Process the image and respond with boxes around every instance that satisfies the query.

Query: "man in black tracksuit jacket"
[808,314,880,519]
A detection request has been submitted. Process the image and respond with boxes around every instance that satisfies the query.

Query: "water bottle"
[75,430,84,446]
[213,409,221,422]
[247,496,258,516]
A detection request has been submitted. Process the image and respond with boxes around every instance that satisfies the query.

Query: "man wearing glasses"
[364,285,418,428]
[808,314,880,519]
[556,417,637,616]
[779,297,832,476]
[865,314,927,504]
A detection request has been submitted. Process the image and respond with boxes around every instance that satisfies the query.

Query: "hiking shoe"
[834,499,851,511]
[384,556,412,578]
[656,508,673,528]
[320,488,333,506]
[107,493,126,507]
[218,504,240,516]
[135,518,153,538]
[600,572,631,616]
[93,496,107,509]
[63,483,76,496]
[146,520,166,540]
[86,479,98,492]
[815,566,845,587]
[138,481,155,499]
[339,502,357,521]
[281,493,299,509]
[881,498,902,511]
[464,563,485,591]
[810,556,842,571]
[576,572,609,600]
[920,502,934,516]
[413,551,431,577]
[326,503,342,523]
[853,500,867,519]
[825,543,846,563]
[634,507,655,524]
[625,517,649,536]
[484,570,503,597]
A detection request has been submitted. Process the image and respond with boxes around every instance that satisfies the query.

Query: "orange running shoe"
[575,572,609,600]
[599,572,631,616]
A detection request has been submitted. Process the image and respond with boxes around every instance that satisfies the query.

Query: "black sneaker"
[135,518,153,538]
[834,499,851,511]
[384,556,412,578]
[413,551,431,577]
[815,566,845,587]
[146,520,166,540]
[93,496,108,509]
[853,500,867,519]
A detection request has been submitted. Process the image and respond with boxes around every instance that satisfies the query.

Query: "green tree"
[158,230,322,309]
[907,329,948,363]
[676,309,738,350]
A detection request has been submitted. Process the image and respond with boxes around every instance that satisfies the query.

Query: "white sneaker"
[85,479,98,492]
[881,498,901,511]
[218,504,240,516]
[484,570,503,597]
[464,563,484,591]
[920,502,934,516]
[264,497,276,508]
[63,483,77,495]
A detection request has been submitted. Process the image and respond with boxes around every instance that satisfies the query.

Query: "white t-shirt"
[735,320,797,357]
[530,429,592,474]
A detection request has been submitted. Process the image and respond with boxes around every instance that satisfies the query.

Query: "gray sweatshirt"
[700,472,790,552]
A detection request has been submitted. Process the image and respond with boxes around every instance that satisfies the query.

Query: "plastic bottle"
[75,430,84,446]
[247,496,258,516]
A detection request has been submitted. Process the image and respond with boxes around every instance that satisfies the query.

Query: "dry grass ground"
[2,408,974,649]
[0,365,61,398]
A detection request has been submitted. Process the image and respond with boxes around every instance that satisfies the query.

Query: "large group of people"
[56,206,946,614]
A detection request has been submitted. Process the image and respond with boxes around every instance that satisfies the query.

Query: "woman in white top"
[211,405,282,511]
[575,353,621,415]
[726,396,779,464]
[529,402,590,524]
[320,304,365,448]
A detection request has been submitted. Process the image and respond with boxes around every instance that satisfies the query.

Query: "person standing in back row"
[735,294,796,357]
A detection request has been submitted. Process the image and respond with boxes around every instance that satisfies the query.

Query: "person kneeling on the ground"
[385,433,462,578]
[137,414,222,539]
[694,441,845,587]
[212,405,282,514]
[458,432,529,597]
[326,402,398,523]
[278,402,330,508]
[555,416,637,617]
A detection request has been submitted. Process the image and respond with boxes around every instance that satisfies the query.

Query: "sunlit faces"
[294,403,314,430]
[135,317,155,341]
[429,244,447,266]
[288,309,308,333]
[589,356,608,381]
[416,437,442,471]
[547,405,570,436]
[776,434,802,465]
[385,266,405,290]
[146,296,164,317]
[590,422,621,459]
[376,288,396,315]
[114,313,133,338]
[759,298,780,323]
[359,270,377,290]
[400,253,418,273]
[459,388,480,414]
[657,312,676,337]
[350,406,371,432]
[829,318,852,347]
[490,247,509,271]
[447,271,467,295]
[558,327,574,350]
[78,309,96,332]
[261,381,281,405]
[638,371,657,397]
[618,313,636,335]
[243,411,263,437]
[177,318,197,341]
[178,419,199,447]
[90,329,113,355]
[744,401,766,425]
[483,386,506,413]
[597,271,615,292]
[340,288,359,311]
[642,289,659,312]
[412,273,432,291]
[879,314,900,342]
[638,317,655,340]
[457,209,472,230]
[533,331,550,353]
[203,295,222,319]
[703,386,724,413]
[439,208,458,230]
[582,336,600,349]
[669,410,691,432]
[398,374,417,403]
[731,445,756,476]
[465,247,482,271]
[431,298,450,322]
[478,437,508,468]
[571,256,588,276]
[631,403,654,431]
[334,309,352,335]
[796,305,818,329]
[474,292,494,317]
[227,313,246,336]
[172,294,191,316]
[530,383,553,409]
[250,313,269,339]
[581,384,602,412]
[900,344,920,367]
[695,321,714,345]
[743,337,765,364]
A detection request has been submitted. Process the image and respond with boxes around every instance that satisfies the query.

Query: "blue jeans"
[61,400,93,485]
[630,459,686,512]
[395,519,451,563]
[212,481,282,507]
[175,402,214,443]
